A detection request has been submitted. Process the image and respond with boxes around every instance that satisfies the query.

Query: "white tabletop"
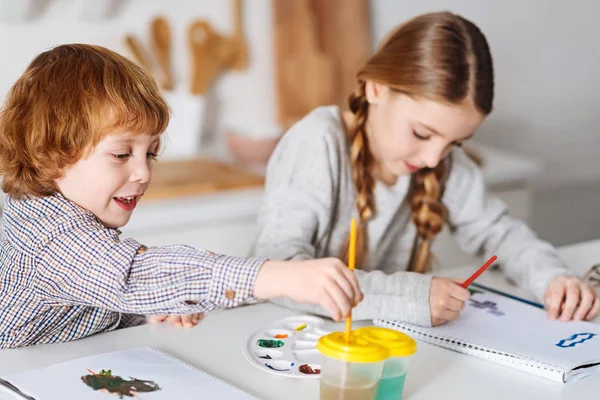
[1,239,599,400]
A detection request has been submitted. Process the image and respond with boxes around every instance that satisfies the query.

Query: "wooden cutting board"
[273,0,371,127]
[311,0,371,111]
[144,157,264,201]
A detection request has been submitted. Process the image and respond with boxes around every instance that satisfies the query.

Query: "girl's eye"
[413,130,430,140]
[147,152,158,160]
[453,141,463,148]
[112,153,130,160]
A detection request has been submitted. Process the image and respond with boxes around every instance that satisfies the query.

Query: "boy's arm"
[35,224,266,314]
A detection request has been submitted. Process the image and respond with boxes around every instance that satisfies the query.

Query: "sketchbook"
[375,289,600,383]
[0,347,259,399]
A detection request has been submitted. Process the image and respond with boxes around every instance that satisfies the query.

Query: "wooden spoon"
[188,20,222,95]
[150,16,174,91]
[124,34,154,73]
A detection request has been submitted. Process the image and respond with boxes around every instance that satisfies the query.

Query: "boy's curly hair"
[0,43,170,199]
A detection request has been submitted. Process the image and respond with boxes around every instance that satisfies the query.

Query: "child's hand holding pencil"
[429,278,471,326]
[430,255,497,326]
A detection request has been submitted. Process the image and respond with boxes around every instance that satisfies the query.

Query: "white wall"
[371,0,600,188]
[2,0,599,188]
[0,0,598,244]
[0,0,279,146]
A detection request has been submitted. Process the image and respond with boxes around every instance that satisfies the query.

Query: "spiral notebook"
[0,347,259,399]
[375,290,600,383]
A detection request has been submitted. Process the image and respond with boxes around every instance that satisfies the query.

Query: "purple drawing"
[468,299,505,317]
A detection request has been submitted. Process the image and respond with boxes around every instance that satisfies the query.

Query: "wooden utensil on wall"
[230,0,249,70]
[150,16,174,91]
[275,0,335,127]
[311,0,371,111]
[273,0,371,127]
[124,34,154,74]
[188,20,236,95]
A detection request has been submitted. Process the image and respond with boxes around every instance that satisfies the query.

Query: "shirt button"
[136,245,148,254]
[225,289,236,299]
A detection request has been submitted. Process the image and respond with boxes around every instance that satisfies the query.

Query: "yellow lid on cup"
[353,327,416,357]
[317,331,389,363]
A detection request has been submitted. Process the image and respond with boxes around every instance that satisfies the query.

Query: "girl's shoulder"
[277,106,349,152]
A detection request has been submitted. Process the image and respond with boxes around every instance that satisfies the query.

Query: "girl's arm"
[444,148,574,302]
[253,118,434,326]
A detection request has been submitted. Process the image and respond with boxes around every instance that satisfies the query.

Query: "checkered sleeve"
[35,222,266,314]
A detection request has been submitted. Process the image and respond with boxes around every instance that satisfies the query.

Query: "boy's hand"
[429,277,470,326]
[147,313,204,328]
[253,258,363,322]
[544,276,599,321]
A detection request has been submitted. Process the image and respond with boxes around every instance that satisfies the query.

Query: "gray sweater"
[251,106,572,326]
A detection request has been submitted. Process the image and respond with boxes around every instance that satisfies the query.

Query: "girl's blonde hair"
[0,44,169,198]
[343,12,494,272]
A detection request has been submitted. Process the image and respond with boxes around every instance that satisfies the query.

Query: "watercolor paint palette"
[242,315,330,379]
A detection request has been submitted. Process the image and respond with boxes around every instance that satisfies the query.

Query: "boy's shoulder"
[2,194,105,254]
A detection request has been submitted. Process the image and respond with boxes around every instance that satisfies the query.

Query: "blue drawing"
[265,362,295,371]
[556,333,597,348]
[468,299,505,317]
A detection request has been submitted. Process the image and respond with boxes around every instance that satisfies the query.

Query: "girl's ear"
[365,80,386,105]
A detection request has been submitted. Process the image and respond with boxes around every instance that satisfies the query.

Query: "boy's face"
[55,132,160,228]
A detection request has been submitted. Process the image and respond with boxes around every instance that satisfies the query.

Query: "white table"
[1,240,598,400]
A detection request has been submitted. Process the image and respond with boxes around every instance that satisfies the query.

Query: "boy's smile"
[113,194,143,211]
[55,132,159,228]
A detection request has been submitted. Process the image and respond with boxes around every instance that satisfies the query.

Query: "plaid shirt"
[0,194,265,349]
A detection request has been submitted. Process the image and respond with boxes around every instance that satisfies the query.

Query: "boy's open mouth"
[113,195,140,211]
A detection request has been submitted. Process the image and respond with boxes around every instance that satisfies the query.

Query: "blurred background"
[0,0,598,266]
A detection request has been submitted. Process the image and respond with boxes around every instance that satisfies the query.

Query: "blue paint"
[265,362,294,371]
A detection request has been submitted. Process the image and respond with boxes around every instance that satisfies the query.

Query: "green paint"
[257,339,285,348]
[468,287,484,296]
[375,373,406,400]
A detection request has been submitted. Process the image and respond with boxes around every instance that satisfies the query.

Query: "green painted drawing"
[468,287,484,296]
[81,369,161,398]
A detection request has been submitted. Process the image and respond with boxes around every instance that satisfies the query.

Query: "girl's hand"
[429,277,470,326]
[147,313,204,328]
[544,276,599,321]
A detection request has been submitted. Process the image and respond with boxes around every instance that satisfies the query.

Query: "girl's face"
[55,132,160,228]
[364,81,486,179]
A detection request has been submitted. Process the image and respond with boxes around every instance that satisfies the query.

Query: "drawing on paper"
[467,287,485,296]
[555,333,597,348]
[468,298,505,317]
[81,369,161,398]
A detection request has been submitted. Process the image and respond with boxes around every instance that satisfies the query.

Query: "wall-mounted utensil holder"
[160,88,206,160]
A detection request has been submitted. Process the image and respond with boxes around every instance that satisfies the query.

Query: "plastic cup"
[317,332,389,400]
[354,327,417,400]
